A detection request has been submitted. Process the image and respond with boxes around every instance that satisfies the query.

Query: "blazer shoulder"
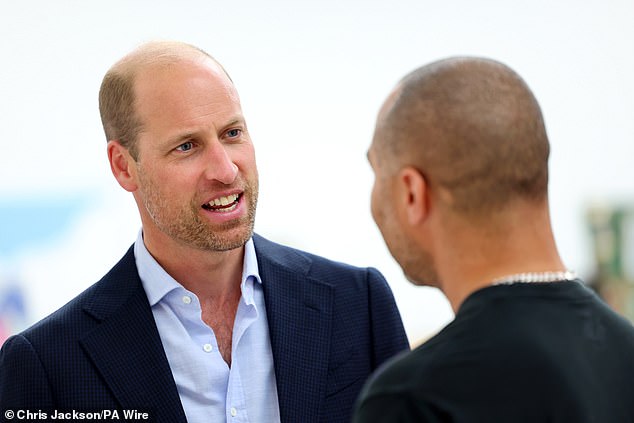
[252,233,387,287]
[16,246,139,346]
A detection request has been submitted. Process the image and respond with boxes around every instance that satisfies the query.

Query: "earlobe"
[107,141,138,192]
[399,167,428,225]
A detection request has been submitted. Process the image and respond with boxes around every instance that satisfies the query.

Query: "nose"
[204,141,238,185]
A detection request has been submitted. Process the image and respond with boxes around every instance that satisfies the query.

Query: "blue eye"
[226,129,241,138]
[176,141,194,152]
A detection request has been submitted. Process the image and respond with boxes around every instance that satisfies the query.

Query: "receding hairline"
[108,40,230,81]
[98,41,233,158]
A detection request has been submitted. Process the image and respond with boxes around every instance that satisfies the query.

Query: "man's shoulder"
[364,321,474,396]
[354,350,430,419]
[253,233,378,278]
[369,344,440,390]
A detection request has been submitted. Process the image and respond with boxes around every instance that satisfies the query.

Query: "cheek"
[370,180,383,224]
[232,144,258,174]
[139,165,186,195]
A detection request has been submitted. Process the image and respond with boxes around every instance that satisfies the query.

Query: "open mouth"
[202,193,242,213]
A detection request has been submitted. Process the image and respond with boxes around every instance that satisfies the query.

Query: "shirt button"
[230,407,237,417]
[203,344,213,353]
[182,295,192,304]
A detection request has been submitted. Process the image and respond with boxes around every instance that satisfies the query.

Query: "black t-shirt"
[353,281,634,423]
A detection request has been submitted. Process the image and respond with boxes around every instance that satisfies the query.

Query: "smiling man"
[0,41,408,423]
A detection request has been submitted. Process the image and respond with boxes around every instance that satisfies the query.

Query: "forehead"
[135,58,236,109]
[377,84,403,124]
[133,58,241,131]
[372,84,404,147]
[368,88,397,159]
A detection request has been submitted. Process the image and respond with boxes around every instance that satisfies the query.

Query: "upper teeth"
[209,193,239,207]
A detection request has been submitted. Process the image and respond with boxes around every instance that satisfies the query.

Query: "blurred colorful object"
[587,204,634,321]
[0,283,27,345]
[0,196,89,256]
[0,194,90,344]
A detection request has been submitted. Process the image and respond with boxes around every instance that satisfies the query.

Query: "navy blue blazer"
[1,234,409,423]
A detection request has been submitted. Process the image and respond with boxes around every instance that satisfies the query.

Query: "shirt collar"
[134,230,261,307]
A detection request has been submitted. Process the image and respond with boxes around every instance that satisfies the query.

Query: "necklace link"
[492,270,577,286]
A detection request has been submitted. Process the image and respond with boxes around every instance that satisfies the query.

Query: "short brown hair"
[376,57,550,215]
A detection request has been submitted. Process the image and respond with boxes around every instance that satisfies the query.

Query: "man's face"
[130,58,258,252]
[368,132,439,287]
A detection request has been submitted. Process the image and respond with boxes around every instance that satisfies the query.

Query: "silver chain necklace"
[491,270,577,286]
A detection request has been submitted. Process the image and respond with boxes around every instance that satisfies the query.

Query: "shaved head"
[374,57,550,215]
[98,41,229,159]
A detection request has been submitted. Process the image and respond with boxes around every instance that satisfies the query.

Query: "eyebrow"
[164,131,198,148]
[221,118,245,131]
[163,118,246,147]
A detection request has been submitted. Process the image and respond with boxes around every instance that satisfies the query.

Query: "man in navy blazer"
[0,41,408,423]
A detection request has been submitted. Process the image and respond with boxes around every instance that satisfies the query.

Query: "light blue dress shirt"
[134,232,281,423]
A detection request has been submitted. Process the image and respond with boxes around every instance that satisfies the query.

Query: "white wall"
[1,0,633,343]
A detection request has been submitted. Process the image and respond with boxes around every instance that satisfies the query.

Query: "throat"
[200,291,241,366]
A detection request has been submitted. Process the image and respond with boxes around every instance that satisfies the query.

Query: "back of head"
[376,57,550,216]
[98,41,220,159]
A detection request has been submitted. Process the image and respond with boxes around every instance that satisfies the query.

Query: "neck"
[143,230,245,301]
[434,201,565,313]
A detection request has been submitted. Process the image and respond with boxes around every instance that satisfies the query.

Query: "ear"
[397,166,429,226]
[107,140,139,192]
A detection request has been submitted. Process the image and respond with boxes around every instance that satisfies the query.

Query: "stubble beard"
[378,210,440,287]
[138,171,259,252]
[401,248,440,288]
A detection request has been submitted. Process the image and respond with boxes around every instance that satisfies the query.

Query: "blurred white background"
[1,0,633,344]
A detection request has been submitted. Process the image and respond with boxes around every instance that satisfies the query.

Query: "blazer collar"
[80,247,187,423]
[253,234,335,423]
[80,236,336,423]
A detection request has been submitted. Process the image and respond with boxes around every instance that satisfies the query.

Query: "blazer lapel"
[79,248,187,423]
[254,235,334,423]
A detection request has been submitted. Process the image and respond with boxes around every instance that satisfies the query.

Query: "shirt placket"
[226,277,259,422]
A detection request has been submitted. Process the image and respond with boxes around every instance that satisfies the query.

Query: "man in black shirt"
[354,57,634,422]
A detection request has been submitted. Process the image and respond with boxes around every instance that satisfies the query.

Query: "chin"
[208,226,255,252]
[402,266,441,288]
[404,273,430,287]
